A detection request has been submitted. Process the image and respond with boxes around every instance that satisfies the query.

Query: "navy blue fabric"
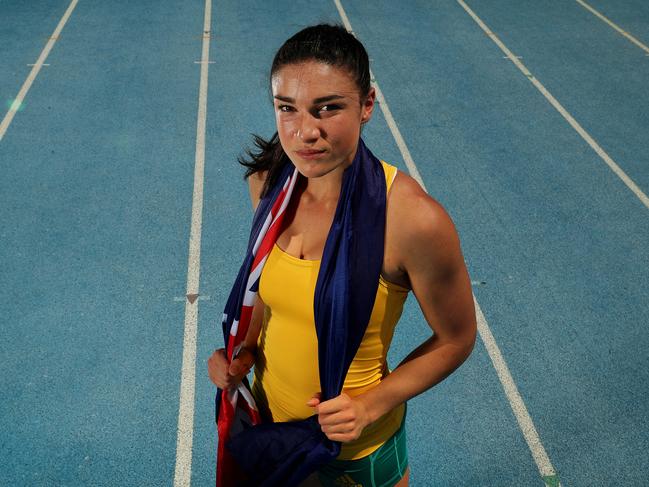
[219,139,386,486]
[214,159,294,428]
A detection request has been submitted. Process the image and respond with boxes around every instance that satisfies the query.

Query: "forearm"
[357,334,474,424]
[238,295,265,356]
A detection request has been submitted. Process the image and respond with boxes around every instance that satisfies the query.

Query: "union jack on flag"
[216,166,299,486]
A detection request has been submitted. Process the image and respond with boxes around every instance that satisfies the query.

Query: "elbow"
[466,317,478,357]
[456,317,478,364]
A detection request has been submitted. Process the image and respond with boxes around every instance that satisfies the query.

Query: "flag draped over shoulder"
[216,139,386,486]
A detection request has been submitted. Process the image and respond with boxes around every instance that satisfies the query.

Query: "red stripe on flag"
[217,169,298,486]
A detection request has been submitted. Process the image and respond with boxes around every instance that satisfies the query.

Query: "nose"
[296,114,320,143]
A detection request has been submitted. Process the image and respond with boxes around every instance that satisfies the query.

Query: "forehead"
[271,61,359,99]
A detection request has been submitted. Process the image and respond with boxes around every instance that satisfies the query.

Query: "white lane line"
[575,0,649,55]
[173,0,212,485]
[334,1,562,486]
[333,0,424,187]
[457,0,649,211]
[475,299,561,487]
[0,0,79,141]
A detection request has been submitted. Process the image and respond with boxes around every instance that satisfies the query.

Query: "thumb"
[228,357,249,377]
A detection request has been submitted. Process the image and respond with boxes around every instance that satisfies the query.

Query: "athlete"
[208,24,477,487]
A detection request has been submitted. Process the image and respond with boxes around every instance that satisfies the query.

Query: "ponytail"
[238,132,290,199]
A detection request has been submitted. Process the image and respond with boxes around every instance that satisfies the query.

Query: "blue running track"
[1,1,647,486]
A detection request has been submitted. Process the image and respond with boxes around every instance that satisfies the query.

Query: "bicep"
[402,201,476,347]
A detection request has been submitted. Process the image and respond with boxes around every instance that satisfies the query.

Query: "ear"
[360,87,376,124]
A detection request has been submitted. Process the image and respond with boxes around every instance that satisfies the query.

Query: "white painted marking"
[457,0,648,210]
[27,63,50,67]
[575,0,649,55]
[474,299,561,485]
[0,0,79,141]
[333,0,425,188]
[194,61,216,64]
[335,1,563,485]
[173,0,212,485]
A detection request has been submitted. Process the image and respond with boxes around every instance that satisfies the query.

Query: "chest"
[276,196,334,261]
[275,192,409,289]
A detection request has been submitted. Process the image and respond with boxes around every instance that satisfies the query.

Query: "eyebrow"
[273,94,346,104]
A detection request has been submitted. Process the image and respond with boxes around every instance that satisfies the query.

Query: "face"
[271,61,375,179]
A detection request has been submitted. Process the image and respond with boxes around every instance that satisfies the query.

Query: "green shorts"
[317,406,408,487]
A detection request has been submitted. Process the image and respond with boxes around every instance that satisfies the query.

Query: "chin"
[292,159,337,179]
[300,167,334,179]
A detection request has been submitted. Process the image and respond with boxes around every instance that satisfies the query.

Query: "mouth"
[295,149,326,160]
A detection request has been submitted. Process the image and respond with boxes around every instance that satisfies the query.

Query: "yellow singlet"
[252,161,409,460]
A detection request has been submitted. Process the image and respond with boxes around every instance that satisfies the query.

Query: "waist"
[252,368,405,460]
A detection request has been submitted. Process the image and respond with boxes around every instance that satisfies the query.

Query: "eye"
[277,104,295,113]
[319,104,341,113]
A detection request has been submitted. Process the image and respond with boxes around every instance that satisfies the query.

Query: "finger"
[208,349,237,389]
[211,348,229,366]
[207,352,228,387]
[306,392,322,407]
[321,421,354,436]
[228,348,254,375]
[321,423,353,435]
[228,358,248,377]
[208,366,231,389]
[208,366,229,389]
[318,410,354,426]
[315,394,348,415]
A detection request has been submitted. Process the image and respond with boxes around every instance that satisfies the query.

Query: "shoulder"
[387,171,462,278]
[388,171,457,240]
[247,170,268,211]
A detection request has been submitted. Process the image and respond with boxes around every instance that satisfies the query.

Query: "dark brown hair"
[238,24,371,197]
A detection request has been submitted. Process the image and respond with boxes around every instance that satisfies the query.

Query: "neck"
[302,160,350,203]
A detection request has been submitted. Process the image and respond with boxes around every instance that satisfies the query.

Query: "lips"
[296,149,326,159]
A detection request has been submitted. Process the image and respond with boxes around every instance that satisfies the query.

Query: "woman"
[208,24,477,487]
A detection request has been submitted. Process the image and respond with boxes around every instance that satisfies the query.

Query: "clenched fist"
[207,347,255,390]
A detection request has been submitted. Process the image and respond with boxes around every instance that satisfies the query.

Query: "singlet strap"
[380,161,398,194]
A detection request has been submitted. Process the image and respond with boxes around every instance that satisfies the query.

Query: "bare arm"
[242,294,265,353]
[314,175,477,441]
[357,183,477,423]
[207,295,266,389]
[207,171,269,389]
[248,171,267,211]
